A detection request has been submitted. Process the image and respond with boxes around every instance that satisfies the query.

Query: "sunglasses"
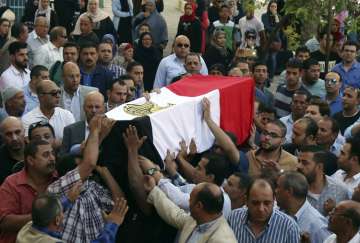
[41,90,61,96]
[325,78,338,85]
[176,43,190,48]
[145,167,159,176]
[246,36,256,40]
[29,120,51,130]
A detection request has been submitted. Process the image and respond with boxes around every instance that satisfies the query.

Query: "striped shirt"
[228,208,300,243]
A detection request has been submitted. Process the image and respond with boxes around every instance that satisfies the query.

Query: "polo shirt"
[303,78,326,98]
[0,65,30,90]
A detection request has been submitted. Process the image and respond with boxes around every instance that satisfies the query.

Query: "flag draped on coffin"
[106,75,255,159]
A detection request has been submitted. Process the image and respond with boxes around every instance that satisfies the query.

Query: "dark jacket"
[176,18,202,53]
[80,65,114,98]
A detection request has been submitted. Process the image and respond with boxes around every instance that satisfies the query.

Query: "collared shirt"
[62,88,81,122]
[157,178,232,219]
[102,63,126,80]
[326,95,343,116]
[324,232,360,243]
[23,84,39,114]
[21,106,75,139]
[47,168,114,242]
[85,120,90,139]
[0,169,57,243]
[228,208,300,243]
[33,41,63,69]
[26,30,49,67]
[332,61,360,89]
[303,79,326,98]
[294,200,331,243]
[280,114,294,144]
[332,169,360,191]
[307,175,350,215]
[0,64,30,90]
[153,53,208,88]
[344,115,360,139]
[186,216,222,243]
[330,133,345,156]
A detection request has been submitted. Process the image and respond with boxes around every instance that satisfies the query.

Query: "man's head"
[285,58,302,88]
[246,179,274,224]
[218,4,230,21]
[9,41,28,69]
[325,72,342,95]
[341,40,358,65]
[79,14,93,35]
[2,86,25,117]
[144,0,156,13]
[337,135,360,173]
[189,183,224,222]
[318,31,334,51]
[63,42,79,63]
[28,121,55,146]
[0,18,10,37]
[36,80,61,110]
[253,62,268,87]
[256,103,276,128]
[235,60,251,76]
[0,116,24,152]
[228,67,243,77]
[295,46,310,62]
[49,26,67,47]
[223,172,252,207]
[79,42,98,70]
[83,91,105,123]
[34,16,49,39]
[276,171,308,212]
[342,86,360,112]
[291,90,310,119]
[11,23,29,43]
[193,152,230,186]
[24,139,56,176]
[119,75,135,101]
[328,200,360,235]
[126,61,144,86]
[292,117,318,146]
[316,117,339,147]
[98,42,113,65]
[107,79,128,108]
[260,120,286,151]
[297,145,325,184]
[62,62,81,94]
[302,58,320,85]
[184,53,202,74]
[305,97,330,122]
[174,35,190,59]
[30,65,49,87]
[32,194,63,230]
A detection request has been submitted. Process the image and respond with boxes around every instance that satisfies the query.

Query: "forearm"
[177,157,196,182]
[0,214,31,232]
[79,131,100,179]
[100,170,125,200]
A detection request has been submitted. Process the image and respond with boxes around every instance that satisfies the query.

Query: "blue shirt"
[228,208,300,243]
[23,84,39,114]
[332,61,360,89]
[326,95,343,116]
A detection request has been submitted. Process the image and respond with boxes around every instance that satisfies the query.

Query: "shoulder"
[64,120,85,130]
[228,207,247,224]
[271,209,298,227]
[79,85,98,93]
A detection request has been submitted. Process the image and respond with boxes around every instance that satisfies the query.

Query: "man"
[0,18,10,49]
[333,86,360,134]
[280,90,310,143]
[276,171,331,243]
[126,61,144,99]
[295,46,311,62]
[119,74,136,102]
[302,58,326,97]
[98,42,125,80]
[154,35,208,88]
[305,97,331,122]
[332,135,360,191]
[26,16,49,67]
[297,145,350,215]
[27,121,57,150]
[324,200,360,243]
[171,52,203,83]
[317,117,343,155]
[144,179,237,243]
[106,79,128,111]
[33,26,67,69]
[22,80,75,140]
[72,15,99,47]
[253,61,274,105]
[324,72,343,116]
[0,117,25,184]
[228,179,300,242]
[49,42,79,86]
[332,40,360,89]
[0,87,25,122]
[23,65,49,114]
[60,91,105,155]
[79,42,113,97]
[243,119,298,176]
[0,41,30,90]
[59,62,98,121]
[254,102,276,136]
[274,58,311,118]
[223,172,252,210]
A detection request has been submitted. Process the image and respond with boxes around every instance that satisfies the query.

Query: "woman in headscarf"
[72,0,117,41]
[134,32,162,91]
[34,0,58,30]
[204,29,233,69]
[176,2,202,53]
[112,0,133,43]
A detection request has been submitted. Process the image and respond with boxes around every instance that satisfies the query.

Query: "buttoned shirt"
[324,232,360,243]
[33,41,63,69]
[330,133,345,156]
[228,208,300,243]
[0,64,30,90]
[153,53,208,88]
[62,88,81,121]
[307,175,350,215]
[332,169,360,191]
[332,61,360,89]
[21,107,75,139]
[23,84,39,114]
[187,216,222,243]
[294,200,331,243]
[26,30,49,67]
[280,114,294,144]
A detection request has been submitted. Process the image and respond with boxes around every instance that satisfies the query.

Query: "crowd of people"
[0,0,359,242]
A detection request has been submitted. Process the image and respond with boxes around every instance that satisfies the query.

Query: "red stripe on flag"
[167,75,255,144]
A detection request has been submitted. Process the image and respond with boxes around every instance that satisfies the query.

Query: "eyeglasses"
[176,43,190,48]
[145,167,159,176]
[261,130,282,139]
[325,78,338,85]
[41,90,61,96]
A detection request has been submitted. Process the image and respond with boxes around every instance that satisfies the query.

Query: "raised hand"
[177,139,188,159]
[103,198,129,225]
[143,175,156,193]
[189,138,197,156]
[99,118,116,142]
[123,125,147,151]
[164,150,177,176]
[202,97,211,122]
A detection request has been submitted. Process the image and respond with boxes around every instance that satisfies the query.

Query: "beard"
[14,59,27,70]
[260,141,279,152]
[304,170,317,184]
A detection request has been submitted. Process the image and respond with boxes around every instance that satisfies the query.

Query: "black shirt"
[333,111,360,135]
[310,50,341,79]
[0,145,22,185]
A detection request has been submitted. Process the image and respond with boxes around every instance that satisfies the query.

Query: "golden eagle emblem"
[123,102,175,116]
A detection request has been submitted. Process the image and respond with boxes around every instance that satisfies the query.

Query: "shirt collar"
[15,168,58,186]
[342,170,360,180]
[195,216,222,233]
[32,224,62,239]
[294,200,310,220]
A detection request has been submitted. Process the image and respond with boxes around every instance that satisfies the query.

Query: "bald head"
[174,35,190,59]
[0,116,25,151]
[192,182,224,215]
[63,62,81,94]
[247,179,274,198]
[36,80,58,95]
[0,116,23,134]
[84,91,105,122]
[325,72,341,82]
[329,200,360,233]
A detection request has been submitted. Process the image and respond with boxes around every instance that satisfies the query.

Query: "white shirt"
[324,232,360,243]
[33,41,63,69]
[280,114,293,144]
[332,169,360,191]
[0,65,30,90]
[238,16,264,47]
[62,88,81,122]
[153,53,208,89]
[22,106,75,139]
[26,30,49,67]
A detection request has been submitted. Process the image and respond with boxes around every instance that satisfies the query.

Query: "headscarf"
[102,34,118,57]
[34,0,51,26]
[211,29,228,56]
[180,3,196,22]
